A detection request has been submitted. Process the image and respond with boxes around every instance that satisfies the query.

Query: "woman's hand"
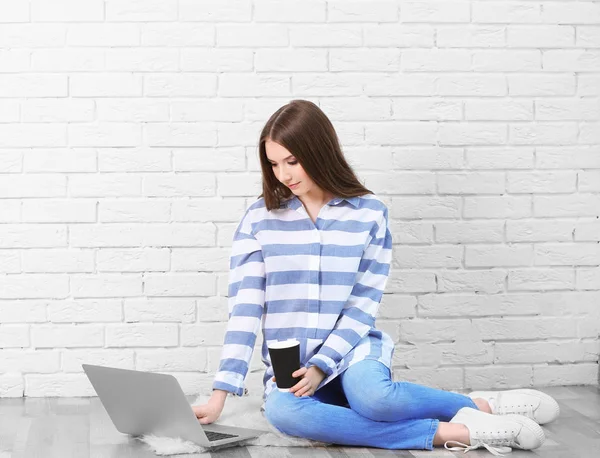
[272,366,326,397]
[192,390,227,424]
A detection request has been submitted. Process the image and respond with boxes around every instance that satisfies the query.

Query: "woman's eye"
[270,163,277,167]
[288,161,298,165]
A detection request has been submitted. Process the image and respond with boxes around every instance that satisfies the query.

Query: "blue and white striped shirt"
[213,193,394,398]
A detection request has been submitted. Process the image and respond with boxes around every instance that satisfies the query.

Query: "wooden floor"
[0,386,598,458]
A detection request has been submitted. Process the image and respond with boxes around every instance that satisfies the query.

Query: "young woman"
[193,100,559,454]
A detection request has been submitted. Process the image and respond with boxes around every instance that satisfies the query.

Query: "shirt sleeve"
[306,207,392,377]
[212,210,265,396]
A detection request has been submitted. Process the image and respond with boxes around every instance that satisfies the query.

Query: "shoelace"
[491,394,536,419]
[445,440,512,456]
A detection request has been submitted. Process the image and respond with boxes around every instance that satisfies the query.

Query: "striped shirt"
[212,193,394,398]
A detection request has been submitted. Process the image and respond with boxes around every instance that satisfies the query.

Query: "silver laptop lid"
[82,364,209,445]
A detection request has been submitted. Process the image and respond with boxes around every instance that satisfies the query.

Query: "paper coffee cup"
[267,339,301,391]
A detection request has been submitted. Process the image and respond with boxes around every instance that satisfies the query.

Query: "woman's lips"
[289,182,300,189]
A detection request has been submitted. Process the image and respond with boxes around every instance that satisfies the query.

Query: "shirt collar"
[280,195,360,210]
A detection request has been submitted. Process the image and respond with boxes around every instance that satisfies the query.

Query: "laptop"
[82,364,265,450]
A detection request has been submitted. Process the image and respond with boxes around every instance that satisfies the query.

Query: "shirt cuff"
[212,380,245,397]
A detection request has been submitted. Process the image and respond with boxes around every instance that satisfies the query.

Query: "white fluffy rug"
[138,395,329,456]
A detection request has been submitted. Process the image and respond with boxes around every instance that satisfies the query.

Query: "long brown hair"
[258,100,372,211]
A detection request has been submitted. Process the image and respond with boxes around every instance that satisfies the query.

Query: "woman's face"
[265,139,317,197]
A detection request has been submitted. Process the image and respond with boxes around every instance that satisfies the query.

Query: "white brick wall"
[0,0,598,397]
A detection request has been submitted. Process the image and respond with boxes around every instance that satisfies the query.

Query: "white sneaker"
[445,407,545,456]
[469,389,560,424]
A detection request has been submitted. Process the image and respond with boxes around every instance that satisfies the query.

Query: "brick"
[296,74,369,96]
[0,250,20,273]
[466,245,532,267]
[294,25,363,47]
[70,74,143,97]
[181,322,228,346]
[70,224,216,248]
[0,375,23,397]
[319,97,392,122]
[365,122,437,145]
[508,74,575,96]
[536,98,599,121]
[535,243,600,266]
[387,147,462,171]
[69,174,141,197]
[0,125,67,147]
[0,350,59,373]
[542,2,600,24]
[472,2,541,24]
[173,148,244,171]
[25,374,95,397]
[98,200,170,223]
[47,299,121,323]
[61,349,135,372]
[144,273,216,297]
[0,151,22,173]
[393,246,462,269]
[466,147,534,169]
[507,220,575,242]
[466,366,533,390]
[0,175,66,198]
[172,248,229,272]
[143,173,215,197]
[179,0,251,22]
[439,123,507,146]
[403,49,471,72]
[217,122,263,147]
[23,249,94,273]
[144,123,217,147]
[0,325,29,348]
[577,267,600,290]
[0,99,19,122]
[0,0,29,22]
[171,199,246,223]
[418,293,543,317]
[578,26,600,47]
[31,49,104,72]
[68,24,139,46]
[508,25,575,47]
[24,149,96,173]
[473,50,541,71]
[106,324,178,347]
[575,220,600,241]
[508,268,575,291]
[33,325,104,348]
[436,221,504,243]
[136,349,207,372]
[533,364,598,386]
[580,122,600,144]
[105,0,177,21]
[71,274,143,298]
[328,0,397,22]
[389,221,434,244]
[217,173,262,197]
[438,172,505,194]
[466,100,533,121]
[0,225,67,249]
[197,298,229,322]
[254,0,326,22]
[392,99,462,121]
[217,24,288,47]
[536,146,600,169]
[97,249,170,272]
[31,0,104,22]
[97,99,170,122]
[402,2,470,23]
[496,341,598,364]
[69,124,142,147]
[437,25,505,48]
[106,49,179,72]
[464,196,531,219]
[400,319,473,344]
[124,299,196,323]
[98,148,171,172]
[508,171,577,193]
[0,200,20,223]
[331,49,400,72]
[391,196,461,219]
[144,74,217,97]
[364,172,436,195]
[181,50,253,72]
[142,23,214,46]
[220,74,291,97]
[545,50,600,71]
[579,74,600,96]
[437,270,507,294]
[436,75,506,96]
[378,294,417,319]
[386,270,437,293]
[535,195,600,217]
[0,49,29,72]
[171,100,243,122]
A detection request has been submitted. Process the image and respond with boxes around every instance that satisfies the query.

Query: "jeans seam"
[425,419,439,450]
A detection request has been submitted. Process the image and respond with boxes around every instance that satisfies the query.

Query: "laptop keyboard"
[205,430,239,442]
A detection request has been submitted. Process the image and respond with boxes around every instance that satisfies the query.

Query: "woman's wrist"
[210,389,228,406]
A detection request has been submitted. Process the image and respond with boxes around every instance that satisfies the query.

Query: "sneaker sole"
[504,414,546,450]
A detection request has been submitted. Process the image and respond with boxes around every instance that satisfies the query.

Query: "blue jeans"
[264,360,478,450]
